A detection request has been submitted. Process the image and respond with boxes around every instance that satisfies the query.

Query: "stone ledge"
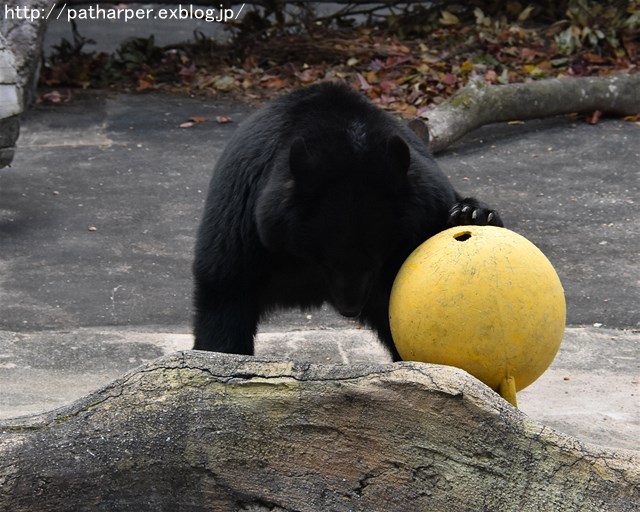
[1,351,638,511]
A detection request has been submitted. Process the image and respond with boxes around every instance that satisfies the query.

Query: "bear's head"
[256,133,412,317]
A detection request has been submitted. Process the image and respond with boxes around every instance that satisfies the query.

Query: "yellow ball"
[389,226,565,405]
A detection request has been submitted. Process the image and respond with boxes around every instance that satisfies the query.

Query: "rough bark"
[0,0,51,106]
[1,351,638,512]
[424,74,640,153]
[0,32,21,167]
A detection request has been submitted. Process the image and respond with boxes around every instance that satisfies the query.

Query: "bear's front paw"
[447,200,503,227]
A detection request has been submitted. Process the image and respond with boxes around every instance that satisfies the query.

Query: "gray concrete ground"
[0,91,638,452]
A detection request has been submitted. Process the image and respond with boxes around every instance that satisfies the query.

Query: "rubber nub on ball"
[499,376,518,407]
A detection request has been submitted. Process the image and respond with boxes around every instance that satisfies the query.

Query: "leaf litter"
[39,3,639,125]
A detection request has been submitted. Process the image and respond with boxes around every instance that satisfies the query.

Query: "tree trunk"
[424,74,640,153]
[1,351,638,511]
[0,33,21,168]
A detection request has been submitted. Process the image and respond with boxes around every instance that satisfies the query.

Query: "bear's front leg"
[359,280,403,362]
[193,281,259,355]
[447,197,503,227]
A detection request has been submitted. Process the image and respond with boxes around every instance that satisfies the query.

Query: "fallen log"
[1,351,638,511]
[424,74,640,153]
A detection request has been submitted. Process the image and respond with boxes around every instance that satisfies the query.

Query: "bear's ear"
[407,119,430,148]
[289,137,312,181]
[387,135,410,176]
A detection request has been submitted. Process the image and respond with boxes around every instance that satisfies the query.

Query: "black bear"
[193,81,502,361]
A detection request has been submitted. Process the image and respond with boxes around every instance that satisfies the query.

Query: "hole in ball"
[454,231,472,242]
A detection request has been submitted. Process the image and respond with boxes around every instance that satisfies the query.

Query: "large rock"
[1,351,637,511]
[0,0,52,105]
[0,32,21,168]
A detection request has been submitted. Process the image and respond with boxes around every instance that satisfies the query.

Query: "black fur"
[193,82,502,360]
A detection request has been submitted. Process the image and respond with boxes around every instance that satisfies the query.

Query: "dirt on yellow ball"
[389,226,566,407]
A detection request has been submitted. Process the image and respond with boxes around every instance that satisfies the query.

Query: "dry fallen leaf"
[439,10,459,26]
[295,68,318,83]
[39,90,72,104]
[213,75,237,92]
[524,64,545,77]
[460,60,474,73]
[179,122,194,128]
[520,47,547,61]
[216,115,232,124]
[583,53,607,64]
[189,116,208,123]
[136,78,155,91]
[400,104,418,119]
[379,80,396,94]
[261,76,289,90]
[442,73,456,86]
[484,70,498,83]
[354,73,371,91]
[587,110,602,125]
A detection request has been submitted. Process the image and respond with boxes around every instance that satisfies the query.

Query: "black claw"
[447,204,462,226]
[448,199,504,228]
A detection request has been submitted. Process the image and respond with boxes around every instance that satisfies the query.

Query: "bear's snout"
[325,269,374,318]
